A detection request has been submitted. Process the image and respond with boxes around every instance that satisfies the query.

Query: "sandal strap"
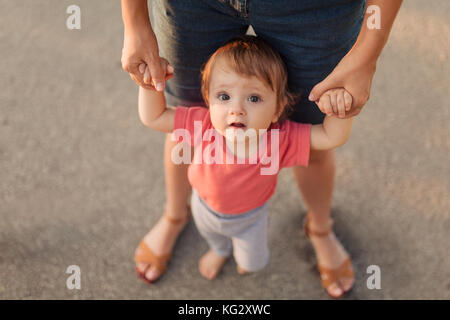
[303,214,334,239]
[134,205,192,275]
[163,205,192,225]
[318,258,354,288]
[134,241,170,274]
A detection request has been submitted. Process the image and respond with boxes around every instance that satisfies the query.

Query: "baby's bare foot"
[198,250,228,280]
[236,265,248,275]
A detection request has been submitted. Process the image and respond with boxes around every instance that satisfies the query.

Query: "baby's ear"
[279,96,288,111]
[273,96,288,122]
[271,105,283,123]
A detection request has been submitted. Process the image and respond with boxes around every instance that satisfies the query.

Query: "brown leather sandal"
[302,213,355,298]
[134,207,191,283]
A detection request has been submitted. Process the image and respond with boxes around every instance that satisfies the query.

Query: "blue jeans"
[151,0,365,124]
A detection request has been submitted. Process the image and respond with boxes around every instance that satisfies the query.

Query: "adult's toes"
[145,265,161,282]
[340,277,355,292]
[327,282,343,298]
[136,262,149,275]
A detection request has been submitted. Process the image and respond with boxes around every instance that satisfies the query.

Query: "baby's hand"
[317,88,353,118]
[138,57,174,91]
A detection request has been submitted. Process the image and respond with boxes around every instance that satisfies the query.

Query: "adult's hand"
[121,28,173,91]
[308,49,377,118]
[308,0,403,118]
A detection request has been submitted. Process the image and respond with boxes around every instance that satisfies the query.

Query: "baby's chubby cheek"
[209,113,227,135]
[209,106,226,125]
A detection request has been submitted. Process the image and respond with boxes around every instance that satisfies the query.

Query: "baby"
[135,35,353,280]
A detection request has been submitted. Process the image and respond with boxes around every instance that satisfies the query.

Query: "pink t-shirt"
[174,106,311,214]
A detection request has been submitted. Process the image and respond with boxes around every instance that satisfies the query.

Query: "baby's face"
[208,57,280,139]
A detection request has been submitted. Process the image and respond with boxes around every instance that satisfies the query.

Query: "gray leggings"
[190,189,270,272]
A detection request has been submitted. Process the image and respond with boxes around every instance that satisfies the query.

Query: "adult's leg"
[250,0,365,296]
[136,0,250,282]
[292,150,354,295]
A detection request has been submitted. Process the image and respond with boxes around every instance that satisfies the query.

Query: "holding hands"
[138,59,174,90]
[316,88,353,118]
[121,25,174,92]
[308,48,377,118]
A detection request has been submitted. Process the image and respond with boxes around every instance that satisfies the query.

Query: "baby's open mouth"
[229,122,246,128]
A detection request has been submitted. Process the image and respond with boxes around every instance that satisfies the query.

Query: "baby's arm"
[138,63,176,133]
[310,88,354,150]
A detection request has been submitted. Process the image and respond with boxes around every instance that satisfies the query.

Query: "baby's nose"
[229,105,246,116]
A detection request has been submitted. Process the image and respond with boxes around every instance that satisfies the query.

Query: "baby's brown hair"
[200,35,299,122]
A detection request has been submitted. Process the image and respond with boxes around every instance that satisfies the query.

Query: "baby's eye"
[218,93,230,101]
[248,95,260,103]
